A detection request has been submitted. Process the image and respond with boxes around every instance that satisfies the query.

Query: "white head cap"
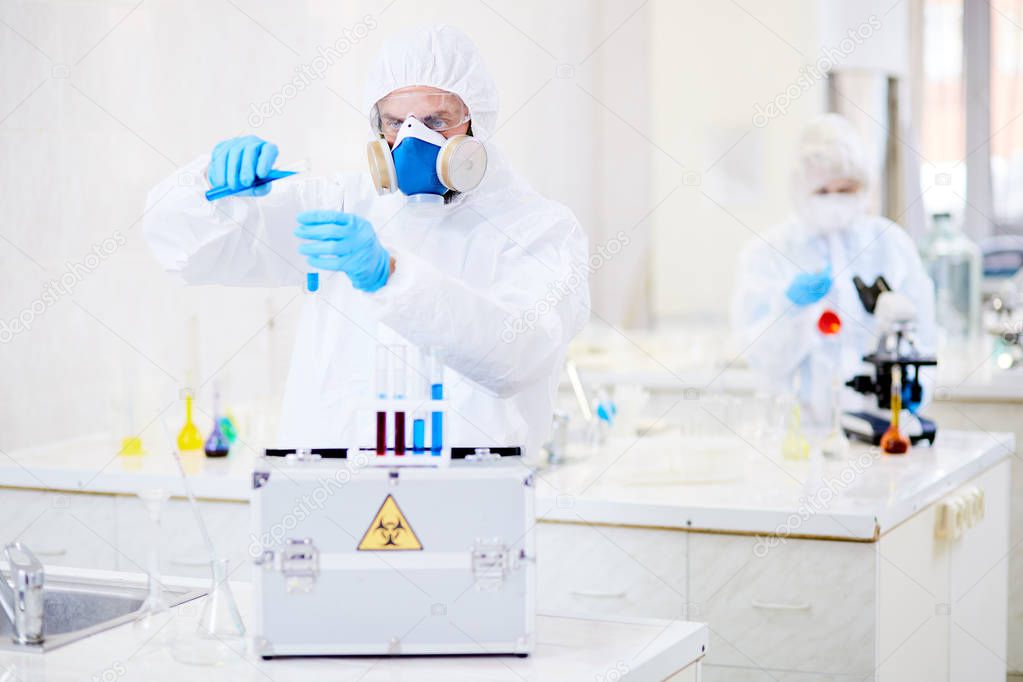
[791,113,871,198]
[363,24,500,140]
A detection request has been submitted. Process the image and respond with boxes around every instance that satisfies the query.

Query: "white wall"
[0,0,912,450]
[647,0,911,322]
[0,0,651,450]
[647,1,823,323]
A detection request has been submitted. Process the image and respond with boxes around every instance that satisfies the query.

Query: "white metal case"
[251,454,535,657]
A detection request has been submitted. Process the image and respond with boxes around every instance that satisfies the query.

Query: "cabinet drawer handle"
[570,588,627,599]
[751,600,811,611]
[31,548,68,557]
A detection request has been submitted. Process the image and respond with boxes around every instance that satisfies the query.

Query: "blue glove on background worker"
[295,211,391,293]
[208,136,279,196]
[785,264,832,305]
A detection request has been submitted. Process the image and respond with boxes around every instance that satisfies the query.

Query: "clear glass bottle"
[920,212,982,347]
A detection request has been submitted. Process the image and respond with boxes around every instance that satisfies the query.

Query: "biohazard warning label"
[357,495,423,551]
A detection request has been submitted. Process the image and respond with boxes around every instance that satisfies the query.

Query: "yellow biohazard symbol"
[357,495,423,551]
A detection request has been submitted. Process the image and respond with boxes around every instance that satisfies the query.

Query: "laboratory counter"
[534,429,1013,540]
[0,567,708,682]
[531,430,1013,680]
[0,431,1012,680]
[0,430,1010,541]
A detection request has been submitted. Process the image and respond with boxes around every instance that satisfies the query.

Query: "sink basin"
[0,576,204,653]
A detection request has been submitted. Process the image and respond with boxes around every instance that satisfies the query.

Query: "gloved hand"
[295,211,391,293]
[785,264,832,305]
[208,136,279,197]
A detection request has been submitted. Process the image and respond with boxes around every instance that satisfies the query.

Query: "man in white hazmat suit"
[731,114,935,427]
[144,25,590,456]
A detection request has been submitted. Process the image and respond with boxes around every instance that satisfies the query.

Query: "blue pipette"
[204,169,297,201]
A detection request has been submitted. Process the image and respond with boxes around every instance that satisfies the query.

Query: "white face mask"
[797,193,867,235]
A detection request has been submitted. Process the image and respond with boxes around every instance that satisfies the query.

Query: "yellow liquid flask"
[781,402,810,461]
[781,375,809,461]
[118,381,144,455]
[119,436,144,456]
[880,365,911,455]
[177,392,204,452]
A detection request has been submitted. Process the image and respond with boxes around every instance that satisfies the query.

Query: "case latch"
[281,537,319,593]
[471,538,509,591]
[285,448,321,462]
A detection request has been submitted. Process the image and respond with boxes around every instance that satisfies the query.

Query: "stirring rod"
[160,418,218,562]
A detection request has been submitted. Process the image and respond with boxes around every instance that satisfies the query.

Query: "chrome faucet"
[0,543,44,645]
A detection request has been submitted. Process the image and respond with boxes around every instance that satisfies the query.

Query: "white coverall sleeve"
[370,218,590,399]
[143,155,311,287]
[730,239,822,381]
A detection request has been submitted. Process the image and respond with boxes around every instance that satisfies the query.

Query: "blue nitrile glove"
[295,211,391,293]
[785,265,832,306]
[208,136,279,197]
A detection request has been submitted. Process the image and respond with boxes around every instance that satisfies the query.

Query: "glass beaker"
[170,558,246,666]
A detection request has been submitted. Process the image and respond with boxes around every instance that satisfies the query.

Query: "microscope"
[841,280,938,446]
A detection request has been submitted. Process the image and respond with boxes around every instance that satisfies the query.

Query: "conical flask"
[171,558,246,666]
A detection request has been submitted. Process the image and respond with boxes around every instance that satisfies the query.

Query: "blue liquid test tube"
[412,351,427,454]
[429,349,444,456]
[430,384,443,455]
[412,418,425,454]
[307,272,319,292]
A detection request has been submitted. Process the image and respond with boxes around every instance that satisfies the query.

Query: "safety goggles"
[370,90,471,143]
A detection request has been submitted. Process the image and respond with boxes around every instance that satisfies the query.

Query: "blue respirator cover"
[392,136,448,196]
[366,115,487,198]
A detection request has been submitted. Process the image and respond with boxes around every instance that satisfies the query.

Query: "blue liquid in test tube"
[412,418,425,453]
[430,382,443,455]
[428,349,444,456]
[307,272,319,292]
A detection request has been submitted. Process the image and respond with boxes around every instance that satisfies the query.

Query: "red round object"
[818,309,842,335]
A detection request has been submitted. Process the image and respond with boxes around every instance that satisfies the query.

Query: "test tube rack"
[358,397,451,467]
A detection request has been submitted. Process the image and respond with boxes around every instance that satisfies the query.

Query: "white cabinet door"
[702,666,861,681]
[537,521,689,620]
[689,533,874,676]
[0,488,117,570]
[878,460,1011,682]
[948,460,1010,681]
[926,401,1023,673]
[876,483,951,682]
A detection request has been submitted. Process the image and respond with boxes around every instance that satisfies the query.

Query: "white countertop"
[533,429,1014,540]
[0,435,256,501]
[0,568,707,682]
[0,430,1013,540]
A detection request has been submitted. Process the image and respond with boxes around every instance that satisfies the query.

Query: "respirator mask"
[365,91,487,198]
[797,191,867,235]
